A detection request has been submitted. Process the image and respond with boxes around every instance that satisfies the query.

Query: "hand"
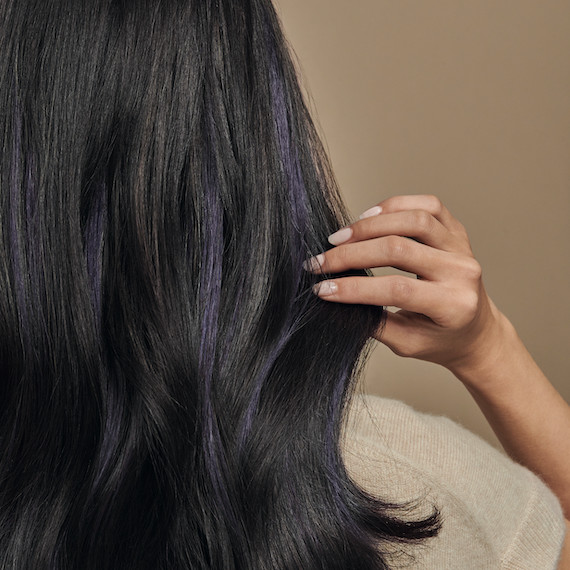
[304,194,507,375]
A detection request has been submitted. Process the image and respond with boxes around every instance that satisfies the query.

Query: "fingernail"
[327,227,352,246]
[302,253,325,272]
[313,281,338,296]
[359,205,383,219]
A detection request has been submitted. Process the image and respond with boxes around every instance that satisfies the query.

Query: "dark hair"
[0,0,439,568]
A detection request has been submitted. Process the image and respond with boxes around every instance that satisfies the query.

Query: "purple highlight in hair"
[237,54,316,450]
[198,123,238,521]
[84,180,108,324]
[237,330,293,451]
[268,53,309,270]
[267,46,364,530]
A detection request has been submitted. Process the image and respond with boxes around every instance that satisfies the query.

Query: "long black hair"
[0,0,439,567]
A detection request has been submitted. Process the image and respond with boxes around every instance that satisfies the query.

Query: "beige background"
[276,0,570,447]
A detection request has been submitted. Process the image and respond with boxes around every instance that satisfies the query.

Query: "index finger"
[328,210,458,252]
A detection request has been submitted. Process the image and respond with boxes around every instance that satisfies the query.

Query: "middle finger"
[305,236,457,281]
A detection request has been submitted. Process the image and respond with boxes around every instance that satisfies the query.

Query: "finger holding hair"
[305,235,474,281]
[324,194,473,257]
[306,195,490,369]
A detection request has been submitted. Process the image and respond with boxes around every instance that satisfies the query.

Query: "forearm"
[450,310,570,518]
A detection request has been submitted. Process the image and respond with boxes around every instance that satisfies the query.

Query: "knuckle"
[464,258,482,281]
[388,276,414,303]
[410,210,433,234]
[383,235,409,259]
[424,194,443,215]
[381,196,400,211]
[439,289,479,327]
[459,290,479,319]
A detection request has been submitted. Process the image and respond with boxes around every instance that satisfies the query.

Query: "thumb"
[374,310,430,358]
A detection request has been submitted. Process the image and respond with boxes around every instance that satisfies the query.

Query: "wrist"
[446,302,520,389]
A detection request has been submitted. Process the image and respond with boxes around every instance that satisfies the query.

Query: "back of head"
[0,1,438,568]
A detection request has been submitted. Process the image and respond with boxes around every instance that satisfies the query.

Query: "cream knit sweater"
[342,395,566,569]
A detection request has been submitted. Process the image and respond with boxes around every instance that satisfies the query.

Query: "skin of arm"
[304,195,570,562]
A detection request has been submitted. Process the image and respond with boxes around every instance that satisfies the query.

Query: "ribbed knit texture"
[342,395,566,569]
